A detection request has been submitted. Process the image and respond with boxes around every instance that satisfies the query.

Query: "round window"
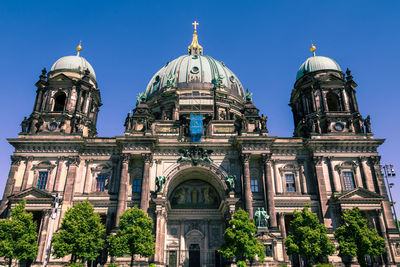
[334,122,344,131]
[191,66,200,74]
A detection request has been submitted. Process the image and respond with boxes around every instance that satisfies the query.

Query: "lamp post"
[382,164,397,228]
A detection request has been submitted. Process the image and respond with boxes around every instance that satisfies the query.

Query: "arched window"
[53,93,66,112]
[326,92,340,111]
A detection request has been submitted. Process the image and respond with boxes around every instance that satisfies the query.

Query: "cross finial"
[192,21,199,31]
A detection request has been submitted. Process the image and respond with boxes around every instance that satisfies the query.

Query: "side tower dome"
[19,43,102,137]
[290,44,368,137]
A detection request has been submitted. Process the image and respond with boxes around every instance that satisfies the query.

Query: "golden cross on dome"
[192,21,199,31]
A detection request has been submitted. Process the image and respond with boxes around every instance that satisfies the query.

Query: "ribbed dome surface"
[145,54,245,99]
[296,56,341,80]
[50,55,96,80]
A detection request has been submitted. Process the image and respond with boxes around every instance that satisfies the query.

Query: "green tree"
[219,209,265,266]
[285,205,335,266]
[0,200,38,267]
[51,200,105,264]
[107,207,155,267]
[334,207,385,267]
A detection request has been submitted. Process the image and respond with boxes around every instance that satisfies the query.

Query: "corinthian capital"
[142,153,153,164]
[240,153,251,163]
[67,156,80,166]
[121,154,131,164]
[261,153,272,164]
[313,156,323,165]
[10,156,22,165]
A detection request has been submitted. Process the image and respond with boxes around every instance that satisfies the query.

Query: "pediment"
[8,187,55,202]
[336,187,383,202]
[50,73,73,82]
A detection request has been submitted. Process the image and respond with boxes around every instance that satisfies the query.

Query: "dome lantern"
[188,21,203,55]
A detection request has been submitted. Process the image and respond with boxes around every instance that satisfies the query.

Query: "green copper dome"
[144,54,245,100]
[296,55,342,80]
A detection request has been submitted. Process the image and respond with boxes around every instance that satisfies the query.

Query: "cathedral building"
[1,23,399,266]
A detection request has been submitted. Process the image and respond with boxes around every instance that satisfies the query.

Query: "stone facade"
[1,33,399,267]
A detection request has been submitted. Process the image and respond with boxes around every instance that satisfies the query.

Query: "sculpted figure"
[364,115,372,133]
[21,116,29,133]
[155,176,166,193]
[224,175,236,192]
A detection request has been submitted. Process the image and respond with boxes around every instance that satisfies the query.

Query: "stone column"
[262,154,277,229]
[154,205,166,264]
[140,153,152,213]
[52,157,65,192]
[63,157,80,205]
[298,160,307,194]
[241,153,253,218]
[326,157,336,193]
[35,89,43,112]
[313,156,331,226]
[279,213,289,262]
[21,156,33,191]
[83,159,93,194]
[0,156,22,212]
[116,154,130,226]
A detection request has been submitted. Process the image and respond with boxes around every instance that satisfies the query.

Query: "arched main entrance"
[163,166,229,267]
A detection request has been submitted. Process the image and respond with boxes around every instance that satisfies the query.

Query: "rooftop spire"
[188,21,203,55]
[310,43,316,56]
[76,41,82,56]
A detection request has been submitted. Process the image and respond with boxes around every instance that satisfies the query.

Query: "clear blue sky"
[0,1,399,208]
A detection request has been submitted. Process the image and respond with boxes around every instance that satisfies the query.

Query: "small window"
[343,171,355,190]
[37,171,48,190]
[132,179,142,193]
[192,91,200,96]
[96,174,108,192]
[251,179,259,192]
[265,244,274,257]
[285,174,296,192]
[54,93,66,112]
[327,92,340,111]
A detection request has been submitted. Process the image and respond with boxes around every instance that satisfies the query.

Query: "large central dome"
[144,25,245,101]
[145,54,245,99]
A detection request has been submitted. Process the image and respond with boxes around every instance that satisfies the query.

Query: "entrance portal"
[189,244,200,267]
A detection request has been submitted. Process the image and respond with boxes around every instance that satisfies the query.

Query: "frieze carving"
[177,146,213,166]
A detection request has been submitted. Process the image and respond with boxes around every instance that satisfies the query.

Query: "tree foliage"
[334,207,385,267]
[107,207,155,267]
[51,200,105,263]
[0,200,38,266]
[285,205,335,266]
[219,209,265,265]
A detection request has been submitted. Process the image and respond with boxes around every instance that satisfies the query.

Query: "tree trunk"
[130,255,134,267]
[8,258,12,267]
[357,256,367,267]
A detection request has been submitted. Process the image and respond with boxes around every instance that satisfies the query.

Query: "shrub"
[237,260,247,267]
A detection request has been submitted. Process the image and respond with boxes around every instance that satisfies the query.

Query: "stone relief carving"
[177,146,213,166]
